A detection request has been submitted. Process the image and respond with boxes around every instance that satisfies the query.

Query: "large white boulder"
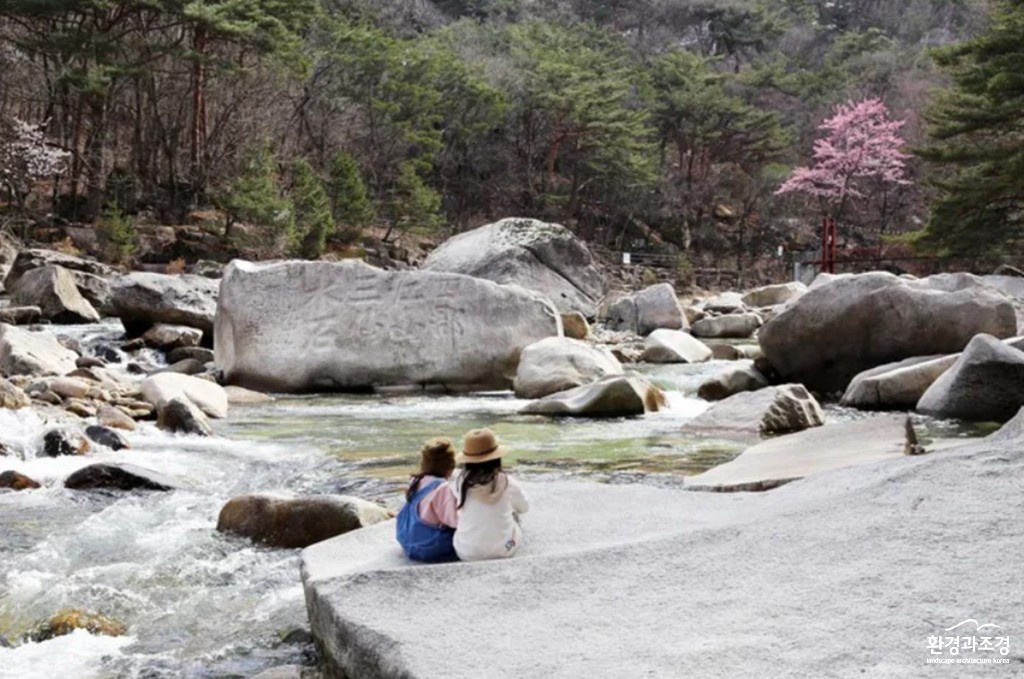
[9,265,99,324]
[215,260,562,392]
[513,337,622,399]
[301,436,1024,678]
[111,272,220,337]
[421,217,605,317]
[916,334,1024,422]
[641,329,712,364]
[758,272,1019,392]
[0,324,77,376]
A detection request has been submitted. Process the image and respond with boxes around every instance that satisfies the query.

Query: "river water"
[0,321,768,678]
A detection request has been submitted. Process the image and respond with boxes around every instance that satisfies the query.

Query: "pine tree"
[918,0,1024,255]
[219,143,291,241]
[327,151,373,230]
[382,161,443,241]
[291,158,335,259]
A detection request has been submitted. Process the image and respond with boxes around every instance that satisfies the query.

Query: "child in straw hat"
[452,428,529,561]
[396,438,460,562]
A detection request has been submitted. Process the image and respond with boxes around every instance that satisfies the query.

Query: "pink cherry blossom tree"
[777,98,909,226]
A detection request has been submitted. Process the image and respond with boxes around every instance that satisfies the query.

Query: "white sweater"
[451,471,529,561]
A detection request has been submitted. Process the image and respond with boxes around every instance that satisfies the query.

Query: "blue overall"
[395,479,457,562]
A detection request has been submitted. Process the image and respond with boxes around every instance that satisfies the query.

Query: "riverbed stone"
[9,265,100,324]
[519,375,666,418]
[167,346,215,365]
[224,385,275,404]
[217,494,393,549]
[97,404,137,431]
[697,362,770,401]
[701,292,747,315]
[560,312,589,340]
[142,323,203,350]
[140,372,227,419]
[85,425,130,451]
[215,260,561,392]
[156,398,212,436]
[0,470,41,490]
[685,384,824,441]
[0,324,78,377]
[48,376,92,400]
[691,313,762,339]
[841,355,956,410]
[758,272,1019,392]
[604,284,686,335]
[111,272,219,337]
[156,358,207,375]
[0,378,30,409]
[41,429,91,457]
[29,610,126,642]
[741,282,807,308]
[641,329,712,364]
[65,463,182,491]
[513,337,622,399]
[916,334,1024,422]
[0,306,42,325]
[421,217,605,317]
[687,415,905,492]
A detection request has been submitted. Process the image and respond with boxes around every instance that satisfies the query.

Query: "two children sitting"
[396,428,528,563]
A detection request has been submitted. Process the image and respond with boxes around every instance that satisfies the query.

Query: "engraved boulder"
[214,260,562,392]
[421,217,605,318]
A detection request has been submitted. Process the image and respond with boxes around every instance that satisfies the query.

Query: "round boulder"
[514,337,623,399]
[0,470,41,490]
[697,362,770,401]
[216,494,393,549]
[641,329,712,364]
[759,272,1019,392]
[519,375,666,418]
[64,463,181,491]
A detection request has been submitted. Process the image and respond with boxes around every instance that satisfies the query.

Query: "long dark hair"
[457,458,505,509]
[406,438,456,501]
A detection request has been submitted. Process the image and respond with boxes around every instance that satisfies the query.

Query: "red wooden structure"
[821,217,838,273]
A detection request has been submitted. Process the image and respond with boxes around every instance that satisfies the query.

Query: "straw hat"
[457,428,507,464]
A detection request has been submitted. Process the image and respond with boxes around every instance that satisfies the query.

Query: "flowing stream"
[0,321,768,678]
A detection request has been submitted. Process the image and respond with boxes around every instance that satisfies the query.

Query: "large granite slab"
[301,434,1024,678]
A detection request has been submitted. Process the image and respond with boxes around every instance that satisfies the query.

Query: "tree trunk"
[84,95,108,220]
[190,23,209,202]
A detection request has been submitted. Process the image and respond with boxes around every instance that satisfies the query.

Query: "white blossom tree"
[0,117,70,213]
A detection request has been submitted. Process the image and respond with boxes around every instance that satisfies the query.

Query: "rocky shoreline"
[2,218,1023,677]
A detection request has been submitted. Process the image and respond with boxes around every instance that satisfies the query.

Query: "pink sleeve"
[420,482,459,529]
